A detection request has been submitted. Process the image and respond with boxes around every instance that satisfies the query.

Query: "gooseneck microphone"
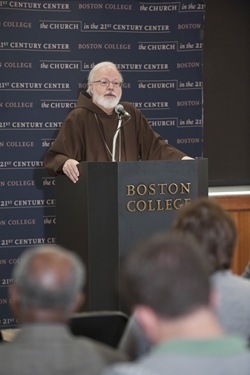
[112,104,131,161]
[115,104,131,118]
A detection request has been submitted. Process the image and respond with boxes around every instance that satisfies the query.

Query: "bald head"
[28,247,76,292]
[11,245,85,318]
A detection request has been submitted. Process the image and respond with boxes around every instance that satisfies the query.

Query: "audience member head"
[9,244,85,323]
[172,197,237,273]
[121,231,210,319]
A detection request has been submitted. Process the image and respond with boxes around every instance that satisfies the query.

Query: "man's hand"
[62,159,80,183]
[181,156,194,160]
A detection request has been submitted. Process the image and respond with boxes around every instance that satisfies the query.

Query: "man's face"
[89,66,122,111]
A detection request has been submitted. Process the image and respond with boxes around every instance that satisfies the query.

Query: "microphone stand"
[112,115,123,162]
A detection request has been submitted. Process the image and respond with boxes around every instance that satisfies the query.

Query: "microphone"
[115,104,131,118]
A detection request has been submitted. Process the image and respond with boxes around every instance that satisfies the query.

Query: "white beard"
[93,91,121,109]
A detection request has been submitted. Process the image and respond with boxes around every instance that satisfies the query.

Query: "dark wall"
[203,0,250,186]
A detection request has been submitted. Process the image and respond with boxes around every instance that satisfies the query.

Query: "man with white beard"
[45,61,191,183]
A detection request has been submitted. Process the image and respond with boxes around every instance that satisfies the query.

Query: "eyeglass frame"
[91,79,123,88]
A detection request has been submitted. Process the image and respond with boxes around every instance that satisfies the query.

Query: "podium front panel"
[117,160,207,259]
[56,159,208,311]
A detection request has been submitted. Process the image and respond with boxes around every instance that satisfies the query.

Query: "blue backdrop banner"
[0,0,205,327]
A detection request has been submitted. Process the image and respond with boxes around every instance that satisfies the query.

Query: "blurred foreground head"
[121,231,210,319]
[172,197,237,273]
[9,244,85,322]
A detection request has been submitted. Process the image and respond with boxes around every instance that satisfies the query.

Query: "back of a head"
[121,231,210,319]
[12,244,85,315]
[172,197,237,273]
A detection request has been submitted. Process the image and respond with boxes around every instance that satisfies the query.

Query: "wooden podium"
[56,159,208,311]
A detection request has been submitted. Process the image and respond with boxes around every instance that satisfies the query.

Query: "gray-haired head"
[86,61,123,96]
[12,244,85,315]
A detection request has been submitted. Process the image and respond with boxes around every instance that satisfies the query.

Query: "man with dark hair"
[120,232,211,318]
[119,198,250,360]
[103,231,250,375]
[172,197,250,339]
[0,244,126,375]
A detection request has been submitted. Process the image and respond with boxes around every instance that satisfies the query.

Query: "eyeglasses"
[92,79,122,88]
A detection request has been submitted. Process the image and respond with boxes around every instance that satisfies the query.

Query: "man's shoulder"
[102,345,250,375]
[102,361,155,375]
[213,271,250,293]
[0,329,128,374]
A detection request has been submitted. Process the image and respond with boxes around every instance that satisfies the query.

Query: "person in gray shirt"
[119,198,250,359]
[172,197,250,340]
[103,231,250,375]
[0,244,127,375]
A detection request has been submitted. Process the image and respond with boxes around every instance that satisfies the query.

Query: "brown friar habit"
[44,92,186,176]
